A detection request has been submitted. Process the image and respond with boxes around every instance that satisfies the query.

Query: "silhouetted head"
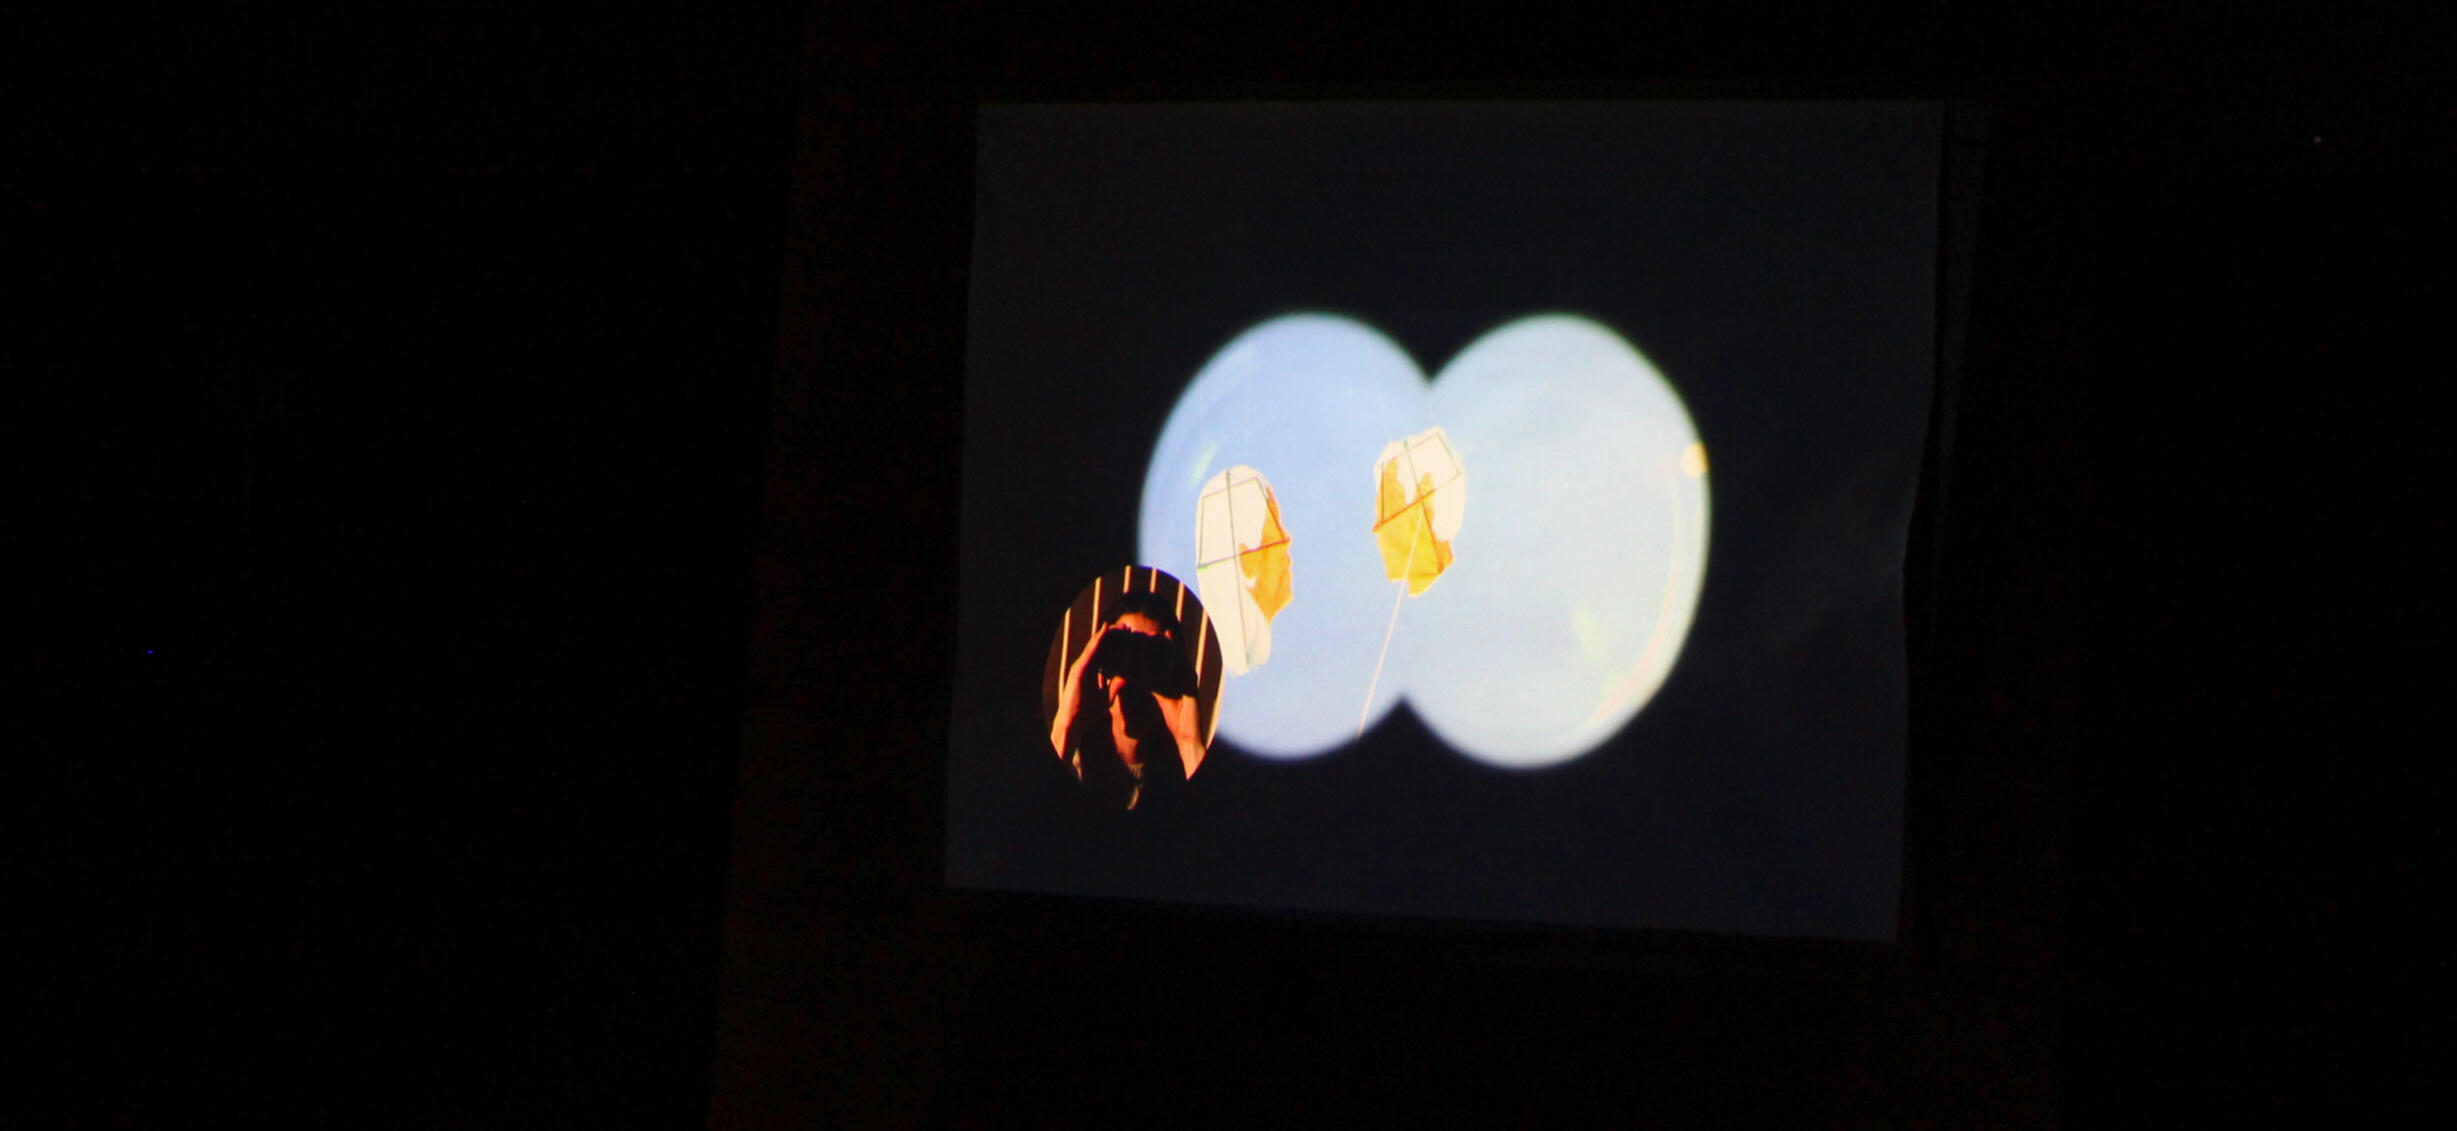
[1091,591,1194,717]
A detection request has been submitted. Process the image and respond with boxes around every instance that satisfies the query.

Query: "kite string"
[1357,532,1417,741]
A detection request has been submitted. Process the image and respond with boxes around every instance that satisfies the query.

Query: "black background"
[25,2,2444,1126]
[947,103,1936,940]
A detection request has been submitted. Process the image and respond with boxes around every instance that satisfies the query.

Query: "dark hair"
[1102,590,1182,638]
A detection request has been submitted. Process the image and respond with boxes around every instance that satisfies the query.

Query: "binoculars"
[1090,627,1192,698]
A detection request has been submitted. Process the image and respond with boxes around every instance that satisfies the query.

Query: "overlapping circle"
[1138,313,1710,768]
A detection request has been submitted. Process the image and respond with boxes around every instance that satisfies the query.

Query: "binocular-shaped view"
[949,101,1936,939]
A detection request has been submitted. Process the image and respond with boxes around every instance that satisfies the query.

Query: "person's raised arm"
[1051,627,1110,758]
[1153,690,1205,780]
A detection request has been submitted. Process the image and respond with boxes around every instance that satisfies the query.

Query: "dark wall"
[31,3,2440,1127]
[29,6,801,1127]
[722,5,2444,1127]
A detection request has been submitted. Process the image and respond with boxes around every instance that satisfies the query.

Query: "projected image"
[1040,567,1226,810]
[948,101,1937,939]
[1138,314,1709,769]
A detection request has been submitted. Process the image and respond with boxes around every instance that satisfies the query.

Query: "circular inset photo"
[1041,566,1225,810]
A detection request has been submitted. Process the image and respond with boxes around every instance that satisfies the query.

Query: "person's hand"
[1153,691,1204,779]
[1055,625,1142,756]
[1053,626,1115,758]
[1068,626,1113,687]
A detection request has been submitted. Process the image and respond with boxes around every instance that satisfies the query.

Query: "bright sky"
[1140,313,1708,768]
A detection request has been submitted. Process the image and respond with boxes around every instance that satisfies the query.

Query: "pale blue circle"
[1409,315,1709,767]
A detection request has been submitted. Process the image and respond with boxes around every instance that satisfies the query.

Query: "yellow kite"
[1194,465,1293,676]
[1370,427,1467,596]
